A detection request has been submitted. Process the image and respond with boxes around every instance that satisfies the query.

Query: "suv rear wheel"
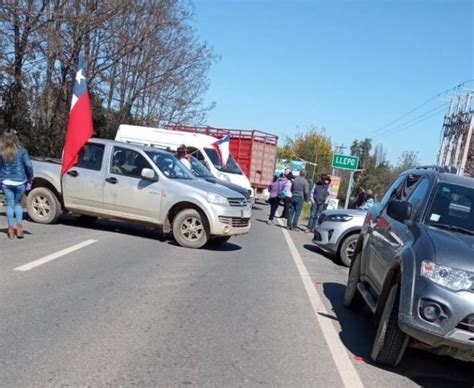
[371,283,409,366]
[172,209,209,249]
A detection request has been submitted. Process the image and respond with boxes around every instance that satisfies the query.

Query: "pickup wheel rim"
[32,195,51,218]
[181,216,204,241]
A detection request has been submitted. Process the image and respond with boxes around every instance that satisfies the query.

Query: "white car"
[312,209,367,266]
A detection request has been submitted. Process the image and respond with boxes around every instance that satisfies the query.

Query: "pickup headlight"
[421,261,473,291]
[326,214,353,222]
[207,192,228,205]
[217,172,231,182]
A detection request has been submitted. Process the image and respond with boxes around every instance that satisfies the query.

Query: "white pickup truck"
[27,139,252,248]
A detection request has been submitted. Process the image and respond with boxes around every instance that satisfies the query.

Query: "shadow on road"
[167,240,242,252]
[322,282,474,387]
[61,216,166,241]
[303,243,347,268]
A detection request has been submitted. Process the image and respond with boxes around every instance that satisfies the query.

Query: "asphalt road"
[1,203,473,387]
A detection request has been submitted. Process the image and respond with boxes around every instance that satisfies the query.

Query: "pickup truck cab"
[27,139,251,248]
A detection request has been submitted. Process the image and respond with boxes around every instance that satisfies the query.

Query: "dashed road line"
[278,219,364,388]
[14,239,98,272]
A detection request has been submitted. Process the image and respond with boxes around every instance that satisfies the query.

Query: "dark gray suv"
[344,167,474,366]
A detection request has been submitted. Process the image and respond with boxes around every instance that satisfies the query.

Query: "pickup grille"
[228,198,248,207]
[219,216,250,228]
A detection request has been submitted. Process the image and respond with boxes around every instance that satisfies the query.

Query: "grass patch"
[302,201,311,221]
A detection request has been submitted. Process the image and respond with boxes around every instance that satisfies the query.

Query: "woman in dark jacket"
[0,129,34,239]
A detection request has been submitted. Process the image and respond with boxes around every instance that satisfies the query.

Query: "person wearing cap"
[307,173,332,232]
[177,144,191,170]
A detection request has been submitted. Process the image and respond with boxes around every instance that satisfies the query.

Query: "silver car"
[312,209,367,266]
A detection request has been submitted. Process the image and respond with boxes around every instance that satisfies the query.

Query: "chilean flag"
[213,135,230,166]
[61,55,94,176]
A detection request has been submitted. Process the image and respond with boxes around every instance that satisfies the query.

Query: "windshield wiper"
[429,223,474,235]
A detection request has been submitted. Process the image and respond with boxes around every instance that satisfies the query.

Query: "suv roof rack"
[415,165,457,173]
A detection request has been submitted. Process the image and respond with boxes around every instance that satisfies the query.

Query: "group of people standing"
[267,169,332,232]
[0,129,34,239]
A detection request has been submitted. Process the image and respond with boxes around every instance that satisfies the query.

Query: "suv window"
[406,177,430,217]
[110,147,151,179]
[77,143,104,171]
[380,175,406,207]
[396,174,423,201]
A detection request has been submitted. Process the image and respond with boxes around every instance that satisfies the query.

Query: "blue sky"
[191,0,473,165]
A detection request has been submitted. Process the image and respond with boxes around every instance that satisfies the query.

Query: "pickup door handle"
[105,177,118,184]
[67,170,79,177]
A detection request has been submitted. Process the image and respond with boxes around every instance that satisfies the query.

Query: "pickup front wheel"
[371,284,409,366]
[27,187,62,224]
[172,209,209,249]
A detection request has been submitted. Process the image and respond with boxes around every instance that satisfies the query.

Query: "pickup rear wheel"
[343,252,365,311]
[27,187,62,224]
[371,283,409,366]
[172,209,209,249]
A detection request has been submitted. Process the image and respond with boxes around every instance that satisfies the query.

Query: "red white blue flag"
[213,135,230,166]
[61,55,94,176]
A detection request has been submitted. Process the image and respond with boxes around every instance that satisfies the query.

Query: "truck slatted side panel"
[164,125,278,190]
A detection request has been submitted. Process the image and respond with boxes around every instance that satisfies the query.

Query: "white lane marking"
[14,239,97,272]
[278,220,364,388]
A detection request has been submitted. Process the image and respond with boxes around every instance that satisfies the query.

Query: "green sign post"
[332,153,360,209]
[332,154,359,171]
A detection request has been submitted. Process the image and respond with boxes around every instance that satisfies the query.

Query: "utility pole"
[438,90,473,175]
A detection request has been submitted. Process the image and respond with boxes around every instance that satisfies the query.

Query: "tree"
[0,0,216,157]
[396,150,420,172]
[278,126,333,182]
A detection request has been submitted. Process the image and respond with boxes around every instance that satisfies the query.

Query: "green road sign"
[332,153,359,171]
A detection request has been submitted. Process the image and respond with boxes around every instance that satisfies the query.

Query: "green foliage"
[340,137,420,205]
[278,126,333,183]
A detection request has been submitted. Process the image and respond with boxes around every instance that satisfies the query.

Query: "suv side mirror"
[387,200,412,222]
[141,168,158,182]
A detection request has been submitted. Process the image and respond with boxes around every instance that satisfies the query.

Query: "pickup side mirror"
[387,200,412,222]
[141,168,158,182]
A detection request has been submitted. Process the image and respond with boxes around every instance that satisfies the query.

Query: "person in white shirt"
[177,144,192,170]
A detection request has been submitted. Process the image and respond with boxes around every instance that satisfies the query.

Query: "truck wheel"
[371,284,409,367]
[172,209,209,249]
[27,187,62,224]
[343,252,365,311]
[339,233,359,267]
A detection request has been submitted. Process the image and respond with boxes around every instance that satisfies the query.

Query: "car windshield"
[425,183,474,235]
[145,151,195,180]
[205,148,243,175]
[189,156,213,178]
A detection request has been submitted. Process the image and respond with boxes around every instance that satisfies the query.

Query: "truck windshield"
[189,156,213,178]
[425,183,474,235]
[145,151,195,180]
[205,148,243,175]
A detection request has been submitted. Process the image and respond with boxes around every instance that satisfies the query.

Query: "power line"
[369,79,474,136]
[373,105,448,141]
[372,102,449,139]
